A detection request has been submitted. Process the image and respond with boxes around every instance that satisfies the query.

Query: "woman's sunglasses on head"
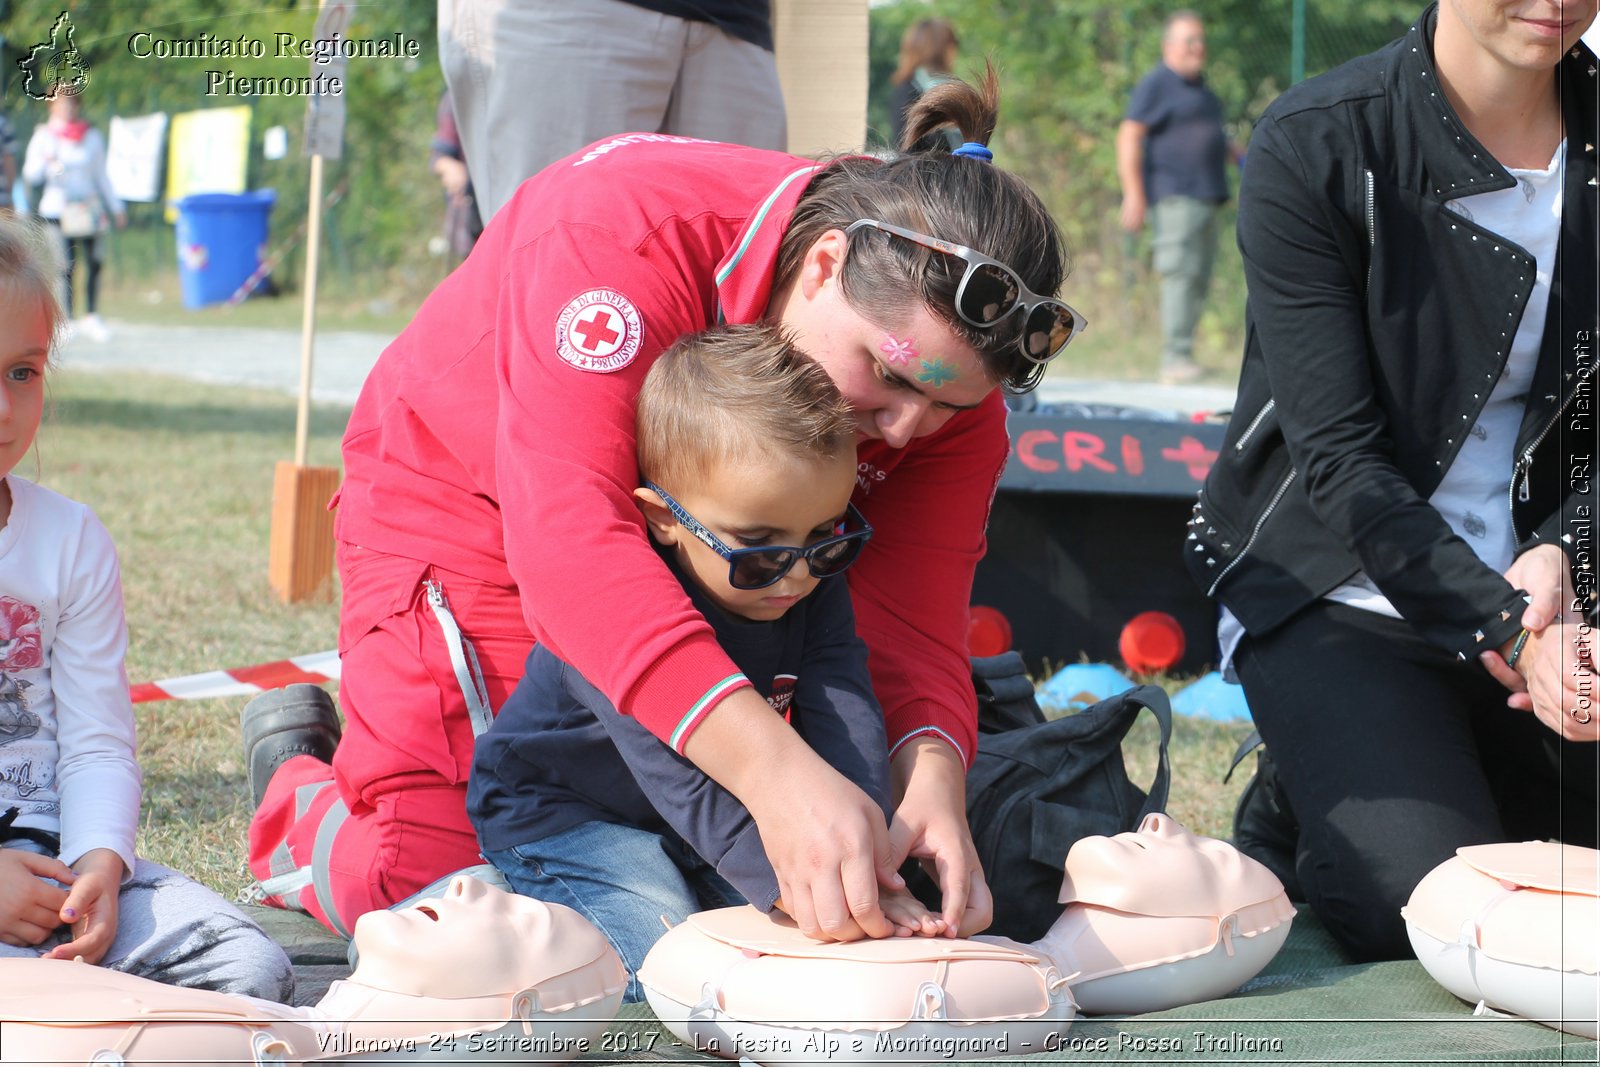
[844,218,1086,364]
[643,481,874,591]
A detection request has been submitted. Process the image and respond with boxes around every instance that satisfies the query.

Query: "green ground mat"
[252,904,1598,1065]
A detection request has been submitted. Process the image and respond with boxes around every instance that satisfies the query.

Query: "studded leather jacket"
[1187,5,1598,662]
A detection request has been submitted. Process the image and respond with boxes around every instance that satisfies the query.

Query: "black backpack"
[910,658,1174,942]
[972,651,1049,734]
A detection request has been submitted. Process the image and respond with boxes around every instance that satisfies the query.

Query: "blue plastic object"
[1170,670,1253,722]
[174,189,276,309]
[1036,662,1134,712]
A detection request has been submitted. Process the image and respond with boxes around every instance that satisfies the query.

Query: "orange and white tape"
[129,650,340,704]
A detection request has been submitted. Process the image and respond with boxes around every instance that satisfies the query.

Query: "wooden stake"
[269,461,340,602]
[269,10,345,604]
[294,152,323,468]
[270,149,339,602]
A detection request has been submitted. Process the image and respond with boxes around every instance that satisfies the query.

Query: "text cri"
[1014,429,1218,481]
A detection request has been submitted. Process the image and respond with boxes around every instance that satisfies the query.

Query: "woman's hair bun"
[900,61,999,155]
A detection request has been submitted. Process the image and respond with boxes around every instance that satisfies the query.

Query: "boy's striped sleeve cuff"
[624,634,751,748]
[669,673,754,753]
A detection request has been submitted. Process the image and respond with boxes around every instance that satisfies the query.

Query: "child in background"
[20,93,124,342]
[469,324,943,1001]
[887,17,961,151]
[0,215,292,1000]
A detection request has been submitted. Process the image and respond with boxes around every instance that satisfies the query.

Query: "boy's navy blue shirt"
[468,543,891,912]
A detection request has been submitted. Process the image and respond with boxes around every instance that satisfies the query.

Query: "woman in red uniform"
[247,73,1083,941]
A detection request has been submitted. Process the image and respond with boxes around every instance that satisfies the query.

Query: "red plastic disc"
[1119,611,1186,673]
[967,605,1013,658]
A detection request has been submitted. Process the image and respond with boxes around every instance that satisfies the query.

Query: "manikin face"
[1439,0,1598,72]
[1059,813,1284,916]
[351,876,588,997]
[638,448,860,623]
[774,230,996,449]
[1162,17,1208,80]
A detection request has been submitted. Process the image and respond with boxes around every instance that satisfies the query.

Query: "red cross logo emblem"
[573,309,621,353]
[556,288,643,372]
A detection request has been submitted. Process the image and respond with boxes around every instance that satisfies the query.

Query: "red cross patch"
[555,288,643,373]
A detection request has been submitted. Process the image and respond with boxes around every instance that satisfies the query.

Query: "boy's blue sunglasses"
[643,481,873,590]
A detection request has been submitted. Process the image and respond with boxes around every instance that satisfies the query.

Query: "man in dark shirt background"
[1116,10,1241,384]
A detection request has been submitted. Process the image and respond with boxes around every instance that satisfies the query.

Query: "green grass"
[41,370,343,896]
[37,369,1247,904]
[97,267,424,339]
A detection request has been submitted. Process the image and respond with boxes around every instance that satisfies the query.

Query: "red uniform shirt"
[338,134,1007,765]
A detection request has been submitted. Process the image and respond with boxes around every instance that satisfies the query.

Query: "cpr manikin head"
[1056,810,1283,916]
[0,876,628,1065]
[1025,813,1295,1015]
[322,874,628,1040]
[348,872,607,997]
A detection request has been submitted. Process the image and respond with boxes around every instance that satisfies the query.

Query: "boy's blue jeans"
[483,820,746,1002]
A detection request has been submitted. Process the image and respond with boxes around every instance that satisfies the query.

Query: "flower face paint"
[915,357,959,388]
[879,334,919,366]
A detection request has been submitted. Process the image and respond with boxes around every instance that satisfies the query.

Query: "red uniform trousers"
[246,542,534,935]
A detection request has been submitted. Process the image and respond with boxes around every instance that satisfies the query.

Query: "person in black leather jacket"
[1189,0,1598,960]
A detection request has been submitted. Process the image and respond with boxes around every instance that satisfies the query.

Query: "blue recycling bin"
[174,189,276,309]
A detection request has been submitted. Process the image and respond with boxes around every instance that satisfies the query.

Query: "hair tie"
[952,141,993,162]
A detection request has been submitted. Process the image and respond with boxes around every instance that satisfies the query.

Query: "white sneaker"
[77,314,110,343]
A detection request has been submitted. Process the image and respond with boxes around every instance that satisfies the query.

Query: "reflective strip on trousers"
[425,579,495,738]
[311,794,354,937]
[257,780,336,902]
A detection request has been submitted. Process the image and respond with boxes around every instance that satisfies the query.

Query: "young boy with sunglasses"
[467,324,944,999]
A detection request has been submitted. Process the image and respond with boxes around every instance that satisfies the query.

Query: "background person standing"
[20,93,124,343]
[1116,10,1241,383]
[887,17,960,153]
[438,0,788,223]
[429,90,481,264]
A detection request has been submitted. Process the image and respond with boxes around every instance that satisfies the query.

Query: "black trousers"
[1236,600,1599,962]
[49,227,102,317]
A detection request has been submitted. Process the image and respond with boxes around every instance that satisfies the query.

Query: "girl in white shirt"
[0,214,292,1000]
[20,93,124,342]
